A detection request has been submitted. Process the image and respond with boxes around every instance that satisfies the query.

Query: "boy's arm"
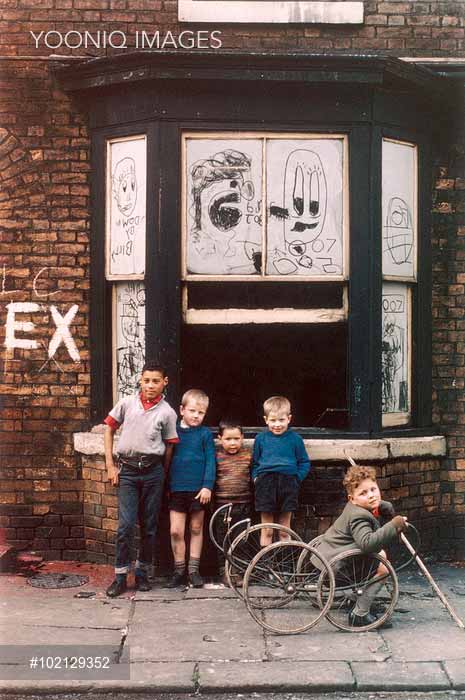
[104,424,119,486]
[163,443,175,478]
[195,430,216,505]
[351,513,407,553]
[295,436,310,482]
[251,433,262,481]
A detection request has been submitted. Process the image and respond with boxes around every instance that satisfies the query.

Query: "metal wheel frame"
[243,540,335,634]
[209,502,234,554]
[317,548,399,632]
[225,522,301,599]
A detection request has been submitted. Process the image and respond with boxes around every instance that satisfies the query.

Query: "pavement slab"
[0,597,130,629]
[444,659,465,689]
[352,661,451,691]
[199,660,355,692]
[382,618,465,661]
[265,619,388,662]
[125,599,264,663]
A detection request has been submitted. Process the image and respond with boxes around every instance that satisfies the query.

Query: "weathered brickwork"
[1,0,465,560]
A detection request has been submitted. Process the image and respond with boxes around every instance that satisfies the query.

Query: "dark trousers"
[115,464,165,575]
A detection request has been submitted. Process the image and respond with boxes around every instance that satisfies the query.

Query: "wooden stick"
[400,533,465,630]
[345,453,465,630]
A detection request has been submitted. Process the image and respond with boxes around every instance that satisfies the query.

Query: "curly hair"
[343,465,377,496]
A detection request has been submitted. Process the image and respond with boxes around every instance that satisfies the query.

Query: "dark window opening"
[180,323,348,428]
[186,281,345,310]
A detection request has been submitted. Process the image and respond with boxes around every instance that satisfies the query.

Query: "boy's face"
[140,370,168,400]
[180,399,208,428]
[219,428,243,454]
[348,478,381,512]
[264,410,291,436]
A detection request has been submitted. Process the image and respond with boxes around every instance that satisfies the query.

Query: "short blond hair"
[263,395,291,417]
[181,388,209,407]
[343,465,377,496]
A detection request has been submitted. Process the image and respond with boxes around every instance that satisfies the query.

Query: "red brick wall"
[1,0,465,560]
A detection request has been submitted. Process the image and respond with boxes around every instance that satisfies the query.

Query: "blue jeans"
[115,464,165,575]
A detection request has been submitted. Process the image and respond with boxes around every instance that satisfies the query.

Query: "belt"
[118,454,161,471]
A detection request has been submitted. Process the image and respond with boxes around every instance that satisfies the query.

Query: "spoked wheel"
[209,502,234,554]
[317,549,399,632]
[243,540,335,634]
[225,523,301,600]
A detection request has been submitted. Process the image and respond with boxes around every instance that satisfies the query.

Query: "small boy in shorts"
[315,464,408,627]
[168,389,216,588]
[104,362,179,597]
[214,420,252,585]
[252,396,310,546]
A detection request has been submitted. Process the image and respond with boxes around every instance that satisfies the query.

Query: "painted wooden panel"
[382,139,417,280]
[382,282,410,424]
[106,135,146,279]
[113,281,146,400]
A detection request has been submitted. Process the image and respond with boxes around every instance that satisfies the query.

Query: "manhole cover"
[28,573,89,589]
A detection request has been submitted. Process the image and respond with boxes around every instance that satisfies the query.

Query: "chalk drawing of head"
[385,196,413,266]
[271,150,328,257]
[190,149,254,254]
[112,157,137,218]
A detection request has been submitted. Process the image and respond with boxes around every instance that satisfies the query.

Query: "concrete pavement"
[0,559,465,694]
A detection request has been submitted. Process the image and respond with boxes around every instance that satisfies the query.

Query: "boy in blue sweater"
[167,389,216,588]
[252,396,310,546]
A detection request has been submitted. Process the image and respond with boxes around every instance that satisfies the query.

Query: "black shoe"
[135,576,151,592]
[348,610,393,629]
[189,571,204,588]
[106,578,127,598]
[166,571,186,588]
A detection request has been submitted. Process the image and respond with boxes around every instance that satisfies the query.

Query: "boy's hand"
[195,488,211,505]
[391,515,408,533]
[107,463,120,487]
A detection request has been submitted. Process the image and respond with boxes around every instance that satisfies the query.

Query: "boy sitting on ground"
[168,389,216,588]
[314,464,408,627]
[214,420,252,586]
[252,396,310,546]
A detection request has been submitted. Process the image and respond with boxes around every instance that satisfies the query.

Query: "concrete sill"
[74,429,446,462]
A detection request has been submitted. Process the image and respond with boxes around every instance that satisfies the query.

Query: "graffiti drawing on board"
[107,135,146,279]
[382,283,409,415]
[114,281,146,400]
[382,139,416,279]
[185,138,263,275]
[266,139,345,277]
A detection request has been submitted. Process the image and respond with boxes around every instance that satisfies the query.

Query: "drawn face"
[284,150,327,250]
[264,410,291,436]
[199,176,254,240]
[121,309,139,345]
[348,478,381,512]
[113,157,137,217]
[385,197,413,265]
[219,427,243,455]
[180,399,208,428]
[139,370,168,401]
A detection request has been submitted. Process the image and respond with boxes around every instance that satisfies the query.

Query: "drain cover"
[28,573,89,589]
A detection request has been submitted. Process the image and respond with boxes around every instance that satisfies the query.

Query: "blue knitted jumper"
[251,429,310,483]
[169,424,216,492]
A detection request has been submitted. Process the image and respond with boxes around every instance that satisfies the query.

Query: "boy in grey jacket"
[316,465,408,627]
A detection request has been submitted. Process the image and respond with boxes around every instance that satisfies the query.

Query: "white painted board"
[113,281,146,400]
[382,139,417,280]
[185,137,263,275]
[382,282,410,417]
[266,138,345,277]
[107,135,146,279]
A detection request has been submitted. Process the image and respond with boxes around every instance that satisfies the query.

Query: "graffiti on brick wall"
[114,281,145,399]
[107,135,146,279]
[2,266,81,371]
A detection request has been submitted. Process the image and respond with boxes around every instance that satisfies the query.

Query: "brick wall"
[78,453,449,569]
[1,0,465,560]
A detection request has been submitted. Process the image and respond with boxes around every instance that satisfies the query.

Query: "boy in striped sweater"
[214,420,252,585]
